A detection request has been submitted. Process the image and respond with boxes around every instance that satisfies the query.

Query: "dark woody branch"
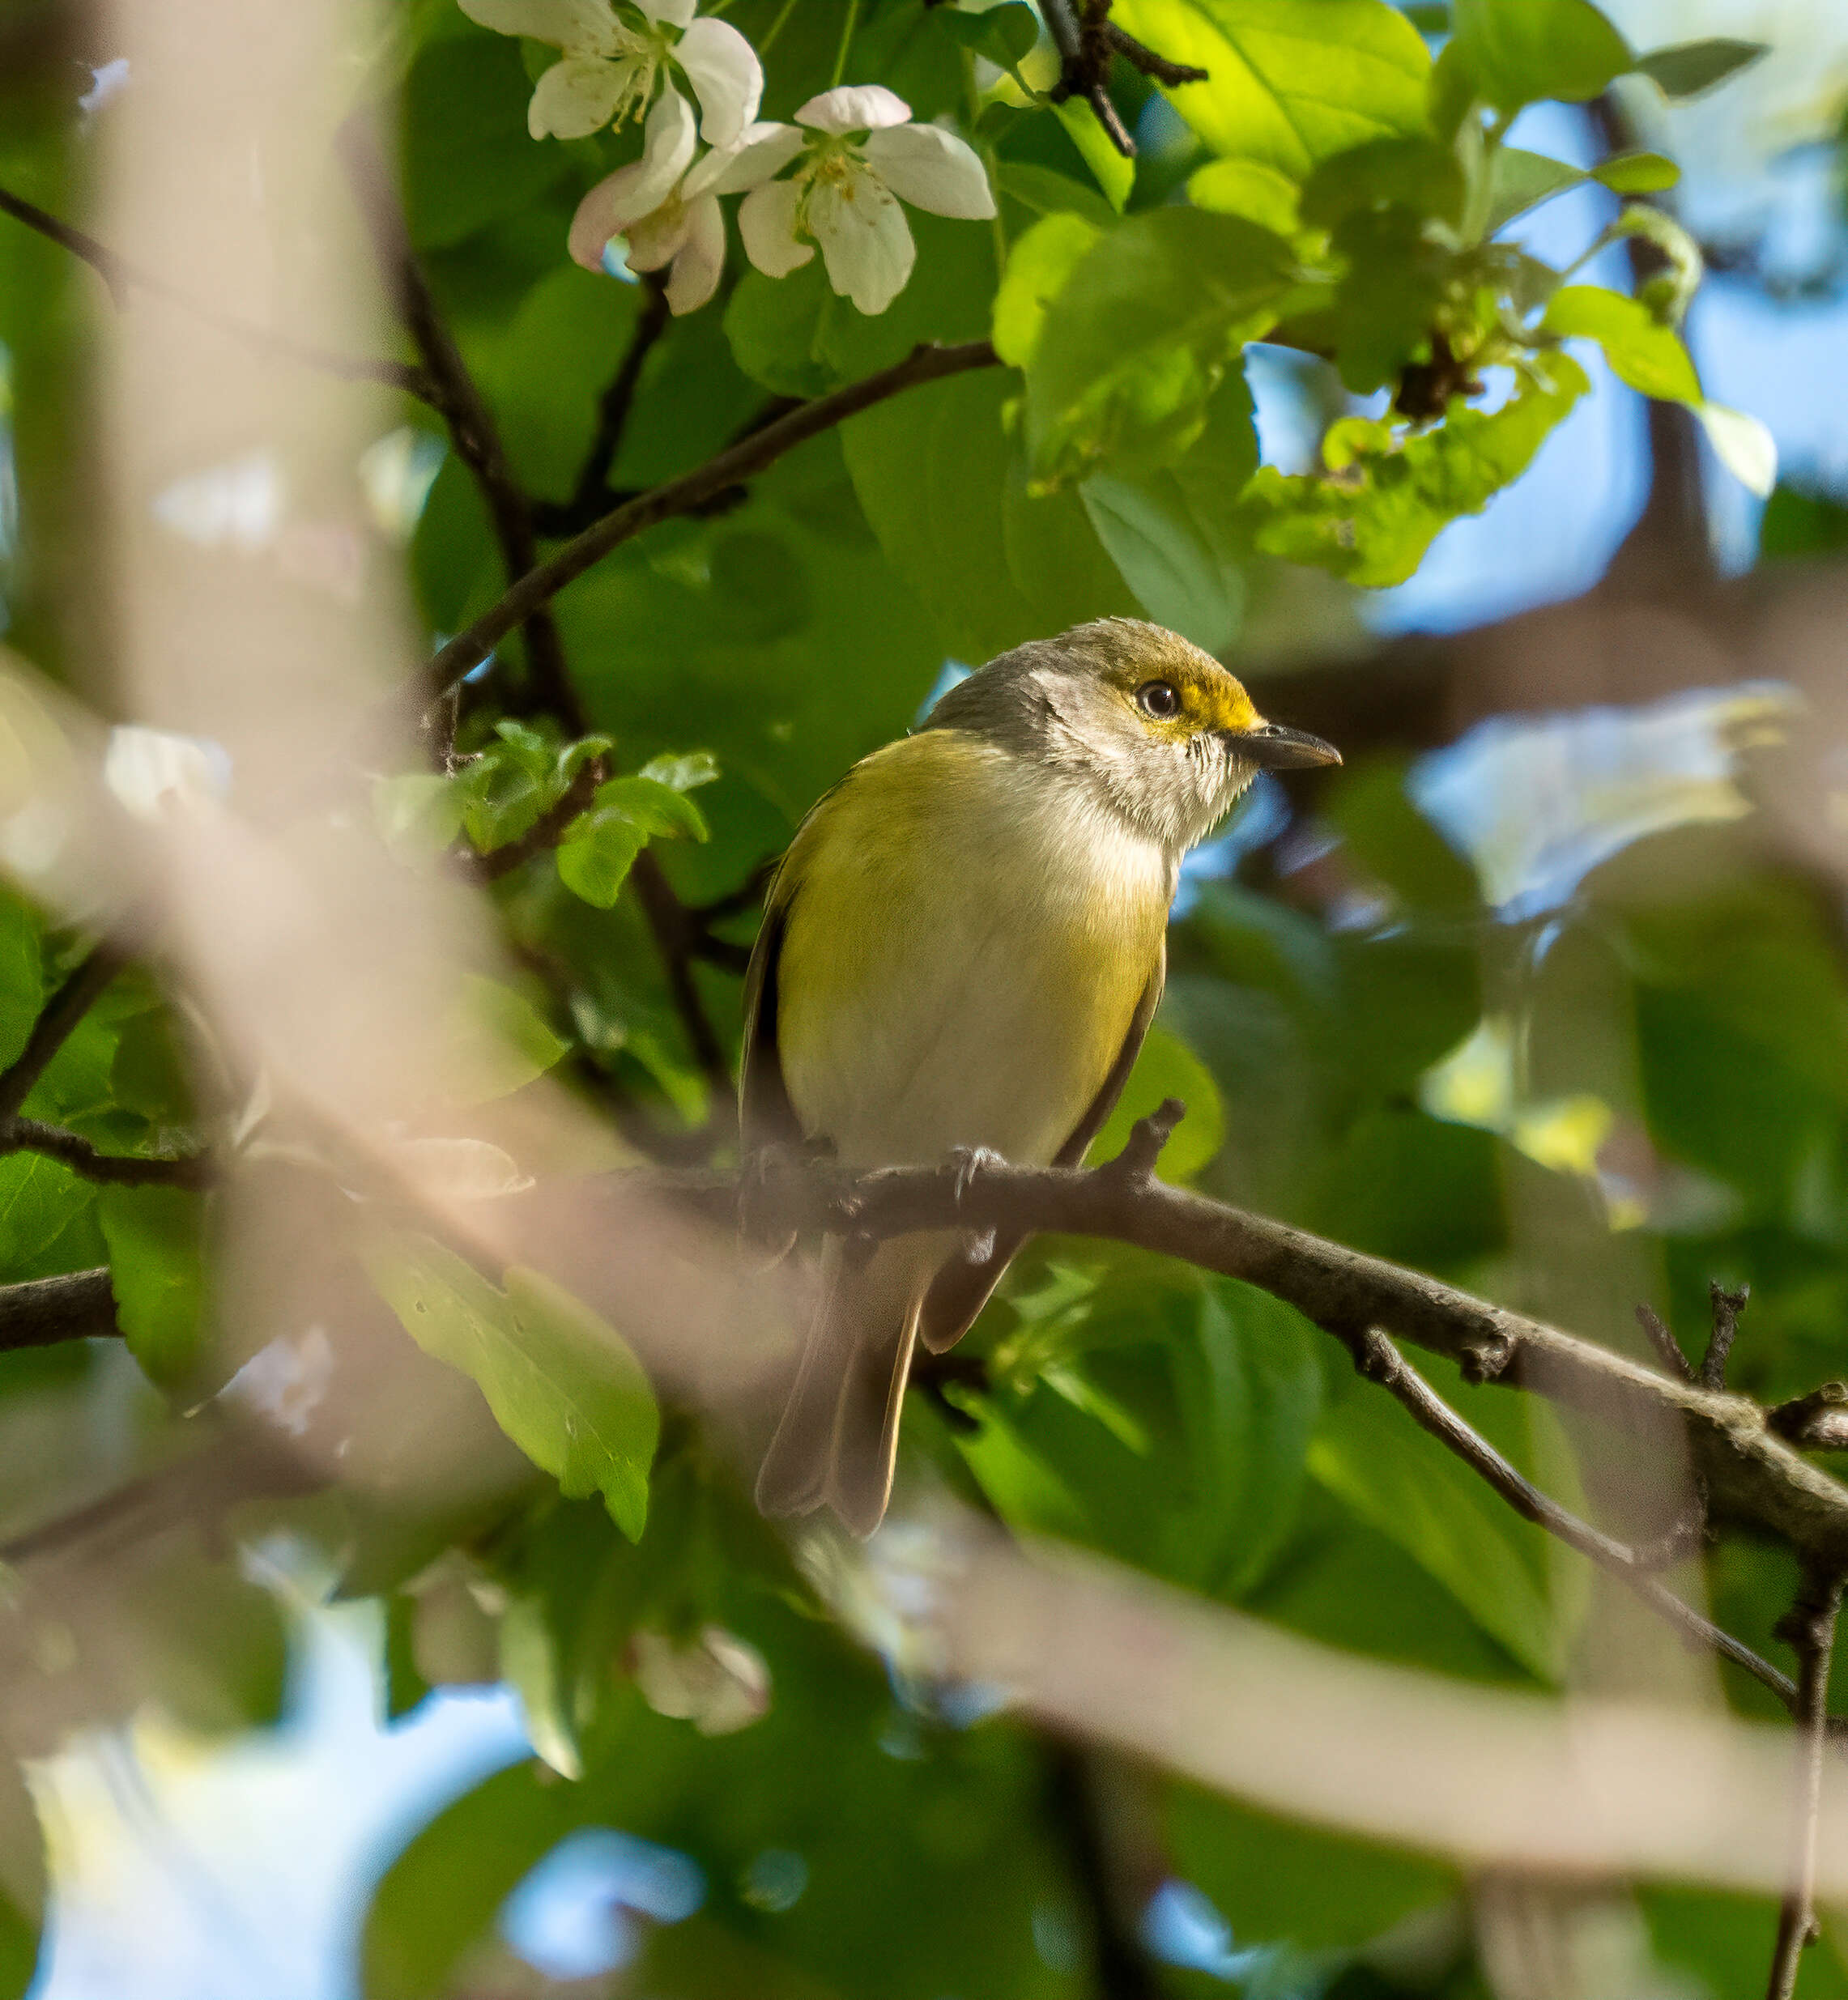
[425,339,1002,700]
[1041,0,1207,159]
[598,1099,1848,1722]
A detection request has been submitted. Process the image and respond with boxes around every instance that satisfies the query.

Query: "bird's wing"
[738,877,803,1153]
[916,938,1165,1356]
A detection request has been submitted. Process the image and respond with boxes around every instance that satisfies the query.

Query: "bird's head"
[926,618,1340,853]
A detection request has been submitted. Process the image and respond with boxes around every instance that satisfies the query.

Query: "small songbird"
[740,618,1339,1536]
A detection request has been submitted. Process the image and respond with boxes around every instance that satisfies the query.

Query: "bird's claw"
[945,1144,1006,1209]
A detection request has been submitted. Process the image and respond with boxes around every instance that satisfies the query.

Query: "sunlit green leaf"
[1186,157,1303,235]
[1543,283,1701,402]
[1242,353,1589,585]
[1484,146,1586,233]
[1451,0,1632,110]
[1593,150,1680,194]
[366,1235,658,1538]
[991,211,1101,371]
[1025,207,1296,484]
[1112,0,1431,177]
[1054,100,1134,213]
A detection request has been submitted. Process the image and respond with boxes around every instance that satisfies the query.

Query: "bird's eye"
[1135,680,1181,720]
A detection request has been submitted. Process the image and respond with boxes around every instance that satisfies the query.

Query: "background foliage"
[2,0,1848,1994]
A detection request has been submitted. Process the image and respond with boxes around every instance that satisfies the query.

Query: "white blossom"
[458,0,760,147]
[712,85,994,316]
[567,85,749,313]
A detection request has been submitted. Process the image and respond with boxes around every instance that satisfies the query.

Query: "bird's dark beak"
[1224,721,1342,770]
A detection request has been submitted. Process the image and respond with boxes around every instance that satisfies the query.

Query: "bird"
[739,618,1339,1537]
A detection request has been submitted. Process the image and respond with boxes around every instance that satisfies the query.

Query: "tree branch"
[338,121,585,738]
[0,183,435,401]
[0,1118,212,1189]
[1766,1564,1842,1999]
[1041,0,1207,159]
[425,340,1001,700]
[0,1269,120,1350]
[622,1115,1848,1577]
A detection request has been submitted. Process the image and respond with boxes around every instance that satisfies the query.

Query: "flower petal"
[674,18,763,147]
[528,53,628,140]
[458,0,611,51]
[862,122,996,219]
[796,83,910,134]
[700,121,806,194]
[664,193,726,314]
[739,178,815,279]
[809,167,914,313]
[635,0,695,24]
[568,161,650,268]
[631,79,699,194]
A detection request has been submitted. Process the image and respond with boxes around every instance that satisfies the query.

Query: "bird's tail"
[755,1236,940,1538]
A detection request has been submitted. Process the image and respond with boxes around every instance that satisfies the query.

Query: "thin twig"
[1045,1742,1169,2000]
[0,184,434,400]
[1766,1564,1842,1999]
[1636,1301,1693,1382]
[0,943,126,1121]
[1341,1327,1778,1696]
[0,1118,212,1189]
[424,340,1001,700]
[338,120,585,738]
[1702,1280,1749,1390]
[533,275,673,539]
[463,755,607,883]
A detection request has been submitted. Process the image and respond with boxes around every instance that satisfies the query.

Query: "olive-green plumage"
[741,619,1339,1535]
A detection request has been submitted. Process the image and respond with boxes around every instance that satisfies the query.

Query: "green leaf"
[994,160,1118,232]
[1111,0,1431,177]
[399,32,571,250]
[1299,134,1465,228]
[1308,1364,1586,1682]
[441,974,570,1102]
[1325,204,1449,394]
[637,750,719,792]
[591,774,709,843]
[1451,0,1632,110]
[0,1759,41,2000]
[991,211,1101,371]
[1079,368,1255,652]
[556,816,645,908]
[1091,1022,1228,1181]
[1242,352,1589,586]
[374,772,466,853]
[1186,157,1302,236]
[933,0,1039,87]
[1054,100,1134,213]
[843,364,1131,662]
[1025,207,1296,484]
[1592,149,1680,194]
[97,1185,207,1385]
[1483,147,1586,234]
[1542,283,1701,402]
[0,1155,96,1283]
[0,896,40,1070]
[723,262,841,398]
[365,1236,659,1539]
[1633,36,1767,100]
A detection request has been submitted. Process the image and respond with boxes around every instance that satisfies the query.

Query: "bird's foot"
[737,1134,835,1257]
[944,1144,1006,1210]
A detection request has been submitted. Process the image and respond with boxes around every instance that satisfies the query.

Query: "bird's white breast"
[774,730,1173,1168]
